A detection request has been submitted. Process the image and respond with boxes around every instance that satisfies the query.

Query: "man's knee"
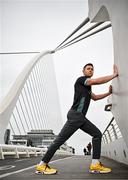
[98,131,102,139]
[94,130,102,139]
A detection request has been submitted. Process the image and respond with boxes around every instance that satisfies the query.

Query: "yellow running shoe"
[35,163,57,175]
[89,162,111,174]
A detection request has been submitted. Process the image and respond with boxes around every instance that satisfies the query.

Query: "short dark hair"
[83,63,94,69]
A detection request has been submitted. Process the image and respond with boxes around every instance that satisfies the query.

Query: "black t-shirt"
[71,76,92,116]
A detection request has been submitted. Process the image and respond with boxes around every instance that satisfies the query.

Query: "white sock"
[39,161,45,165]
[91,159,100,165]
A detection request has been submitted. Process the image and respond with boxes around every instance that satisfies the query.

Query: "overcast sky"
[0,0,114,154]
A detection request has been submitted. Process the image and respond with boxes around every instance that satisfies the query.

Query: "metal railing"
[0,144,73,160]
[102,117,122,144]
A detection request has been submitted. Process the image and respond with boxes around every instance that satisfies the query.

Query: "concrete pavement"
[0,155,128,179]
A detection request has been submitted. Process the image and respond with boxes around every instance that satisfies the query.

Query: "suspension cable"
[55,17,90,50]
[0,52,40,55]
[56,23,111,51]
[55,22,104,51]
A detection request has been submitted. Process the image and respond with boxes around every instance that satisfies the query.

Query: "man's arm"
[86,65,118,86]
[91,85,112,101]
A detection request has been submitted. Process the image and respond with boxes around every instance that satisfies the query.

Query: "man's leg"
[35,110,85,174]
[35,118,79,174]
[80,118,111,173]
[80,118,102,159]
[42,121,77,163]
[42,110,85,163]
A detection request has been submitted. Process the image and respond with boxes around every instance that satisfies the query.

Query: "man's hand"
[91,85,113,101]
[113,64,118,78]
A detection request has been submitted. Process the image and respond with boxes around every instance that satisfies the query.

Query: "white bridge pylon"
[0,51,62,144]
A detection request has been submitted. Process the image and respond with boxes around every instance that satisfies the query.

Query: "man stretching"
[35,63,118,174]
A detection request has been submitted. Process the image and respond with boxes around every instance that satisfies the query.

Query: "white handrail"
[0,144,73,159]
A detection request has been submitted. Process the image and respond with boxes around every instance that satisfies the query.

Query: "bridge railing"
[102,117,122,144]
[0,144,44,159]
[0,144,73,160]
[102,117,128,165]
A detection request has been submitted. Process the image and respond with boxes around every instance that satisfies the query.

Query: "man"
[83,147,87,155]
[35,63,118,174]
[87,142,92,155]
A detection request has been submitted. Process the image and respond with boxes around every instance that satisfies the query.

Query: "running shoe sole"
[89,170,111,174]
[35,170,57,175]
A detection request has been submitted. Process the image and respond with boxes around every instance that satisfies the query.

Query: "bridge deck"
[0,155,128,179]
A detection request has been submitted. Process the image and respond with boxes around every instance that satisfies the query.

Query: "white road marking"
[50,156,73,164]
[0,165,15,171]
[15,158,30,162]
[0,165,35,179]
[0,156,73,179]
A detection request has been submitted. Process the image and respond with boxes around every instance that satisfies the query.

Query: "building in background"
[12,129,75,154]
